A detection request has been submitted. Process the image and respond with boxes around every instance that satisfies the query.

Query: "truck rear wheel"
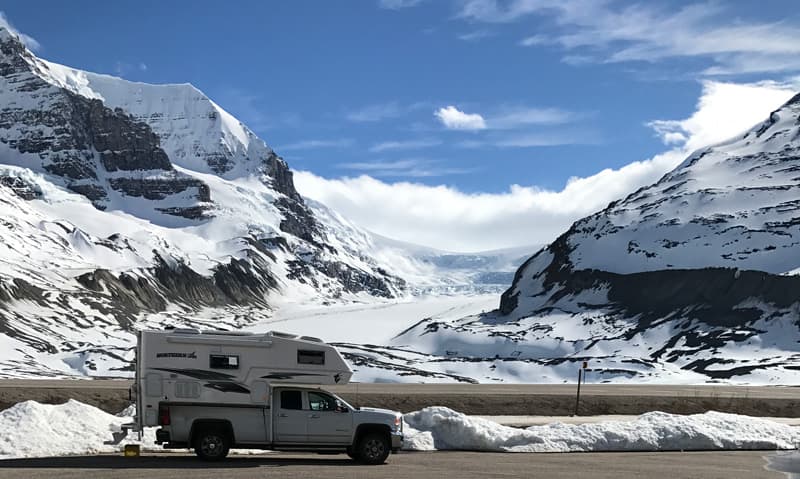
[355,432,390,465]
[194,428,230,461]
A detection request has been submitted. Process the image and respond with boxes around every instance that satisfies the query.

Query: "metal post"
[574,368,582,416]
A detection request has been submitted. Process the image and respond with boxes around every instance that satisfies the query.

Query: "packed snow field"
[0,399,796,460]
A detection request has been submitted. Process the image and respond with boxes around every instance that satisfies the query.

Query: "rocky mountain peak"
[0,26,38,76]
[0,26,23,49]
[0,32,212,221]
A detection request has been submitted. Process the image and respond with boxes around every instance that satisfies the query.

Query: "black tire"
[193,427,230,461]
[355,432,390,465]
[346,447,357,460]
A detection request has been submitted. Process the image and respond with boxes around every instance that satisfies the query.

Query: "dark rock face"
[0,176,40,200]
[287,257,402,298]
[500,223,800,323]
[261,153,324,244]
[263,153,300,200]
[108,177,210,201]
[74,252,279,329]
[0,33,211,220]
[66,183,109,202]
[85,101,173,172]
[258,153,403,295]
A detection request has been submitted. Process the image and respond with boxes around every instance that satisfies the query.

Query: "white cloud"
[369,139,441,152]
[379,0,423,9]
[346,102,403,122]
[459,1,800,75]
[0,12,40,51]
[295,80,797,252]
[519,34,551,47]
[459,30,494,41]
[493,131,598,147]
[435,106,487,130]
[647,80,797,151]
[337,158,475,178]
[454,128,600,149]
[279,139,354,151]
[489,106,577,128]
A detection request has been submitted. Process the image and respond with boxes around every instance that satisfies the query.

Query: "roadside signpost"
[574,361,589,416]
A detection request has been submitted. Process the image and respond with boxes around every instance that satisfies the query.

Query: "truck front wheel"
[194,428,230,461]
[355,432,390,465]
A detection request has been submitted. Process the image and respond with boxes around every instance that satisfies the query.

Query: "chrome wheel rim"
[201,434,224,457]
[364,438,385,460]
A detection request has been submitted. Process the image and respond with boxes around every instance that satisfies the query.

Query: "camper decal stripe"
[153,368,236,380]
[203,382,251,394]
[260,373,327,380]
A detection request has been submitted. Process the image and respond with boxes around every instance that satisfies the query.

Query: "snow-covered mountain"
[394,93,800,384]
[0,27,432,376]
[0,26,534,379]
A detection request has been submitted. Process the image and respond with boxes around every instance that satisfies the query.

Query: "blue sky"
[3,1,800,250]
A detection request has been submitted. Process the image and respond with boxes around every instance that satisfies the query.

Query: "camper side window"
[280,390,302,410]
[297,350,325,365]
[210,354,239,369]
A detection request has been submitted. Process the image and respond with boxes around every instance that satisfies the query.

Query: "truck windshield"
[332,393,355,411]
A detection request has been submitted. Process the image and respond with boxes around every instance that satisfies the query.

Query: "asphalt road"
[0,451,786,479]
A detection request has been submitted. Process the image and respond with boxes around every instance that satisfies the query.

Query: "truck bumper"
[391,432,403,451]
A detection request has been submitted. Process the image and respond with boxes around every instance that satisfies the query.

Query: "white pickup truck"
[119,328,404,464]
[156,385,403,463]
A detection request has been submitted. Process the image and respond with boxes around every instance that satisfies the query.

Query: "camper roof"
[145,328,324,343]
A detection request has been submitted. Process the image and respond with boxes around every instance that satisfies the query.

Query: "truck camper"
[115,328,403,463]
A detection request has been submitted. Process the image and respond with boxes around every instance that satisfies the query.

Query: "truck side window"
[280,390,302,410]
[308,391,336,411]
[297,349,325,365]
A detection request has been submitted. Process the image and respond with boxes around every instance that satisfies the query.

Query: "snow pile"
[0,400,796,459]
[0,400,153,459]
[403,407,799,452]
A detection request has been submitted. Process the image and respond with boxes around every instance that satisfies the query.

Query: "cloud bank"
[295,80,797,252]
[458,1,800,75]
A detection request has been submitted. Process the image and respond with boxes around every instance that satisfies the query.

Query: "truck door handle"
[278,413,288,418]
[308,414,320,419]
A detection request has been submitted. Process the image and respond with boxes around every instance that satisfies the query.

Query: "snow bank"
[0,401,796,459]
[403,407,799,452]
[0,399,153,459]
